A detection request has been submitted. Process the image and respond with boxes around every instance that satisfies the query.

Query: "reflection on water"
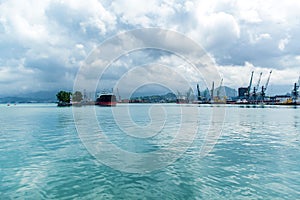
[0,104,300,199]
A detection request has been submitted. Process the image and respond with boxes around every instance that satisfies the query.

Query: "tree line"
[56,91,83,103]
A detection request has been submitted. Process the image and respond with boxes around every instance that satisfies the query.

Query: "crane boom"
[197,84,201,100]
[292,78,299,102]
[217,78,223,98]
[248,71,254,96]
[220,78,223,87]
[265,70,272,91]
[211,81,214,99]
[256,72,263,90]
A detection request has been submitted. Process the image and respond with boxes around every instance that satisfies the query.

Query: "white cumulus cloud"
[0,0,300,96]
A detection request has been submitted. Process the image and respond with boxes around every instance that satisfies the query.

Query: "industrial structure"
[290,76,300,104]
[236,70,272,104]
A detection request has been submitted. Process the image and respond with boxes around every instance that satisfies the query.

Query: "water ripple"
[0,104,300,199]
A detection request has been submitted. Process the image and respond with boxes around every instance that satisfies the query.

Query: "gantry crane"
[216,78,223,99]
[253,72,262,102]
[197,84,201,101]
[291,76,300,103]
[256,72,263,93]
[214,78,225,103]
[247,71,254,99]
[261,70,272,102]
[210,81,214,103]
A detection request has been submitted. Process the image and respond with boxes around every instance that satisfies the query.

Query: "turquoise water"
[0,104,300,199]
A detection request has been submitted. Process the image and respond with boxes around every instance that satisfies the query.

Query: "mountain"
[0,91,58,103]
[130,92,177,103]
[201,86,237,98]
[222,86,237,97]
[21,91,58,100]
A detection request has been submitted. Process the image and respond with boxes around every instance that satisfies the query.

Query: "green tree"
[56,91,72,103]
[72,91,83,102]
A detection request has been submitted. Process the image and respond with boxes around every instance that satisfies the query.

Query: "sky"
[0,0,300,97]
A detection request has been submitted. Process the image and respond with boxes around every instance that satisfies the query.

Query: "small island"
[56,91,72,107]
[56,90,95,106]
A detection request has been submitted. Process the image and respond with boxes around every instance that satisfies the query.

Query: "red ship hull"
[95,101,117,106]
[95,94,117,107]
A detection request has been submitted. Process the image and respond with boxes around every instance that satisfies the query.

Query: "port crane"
[291,76,300,103]
[210,81,215,103]
[215,78,225,103]
[261,70,272,102]
[247,71,254,99]
[216,78,223,99]
[197,84,201,101]
[298,76,300,99]
[256,72,263,93]
[253,72,262,102]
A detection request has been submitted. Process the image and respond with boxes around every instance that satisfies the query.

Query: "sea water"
[0,103,299,199]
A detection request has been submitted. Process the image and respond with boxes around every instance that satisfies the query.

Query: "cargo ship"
[176,92,188,104]
[95,93,117,106]
[176,97,188,104]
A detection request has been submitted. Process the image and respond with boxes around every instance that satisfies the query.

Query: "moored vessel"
[95,93,117,106]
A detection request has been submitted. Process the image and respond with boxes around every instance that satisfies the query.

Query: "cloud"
[46,0,116,36]
[113,63,194,99]
[278,38,289,51]
[0,0,300,96]
[111,0,179,27]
